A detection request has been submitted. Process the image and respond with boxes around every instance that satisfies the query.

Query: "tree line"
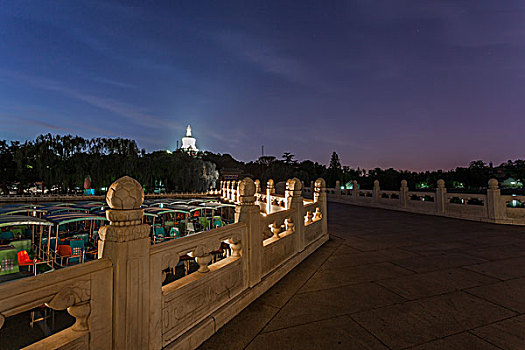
[207,151,525,192]
[0,134,218,194]
[1,134,524,194]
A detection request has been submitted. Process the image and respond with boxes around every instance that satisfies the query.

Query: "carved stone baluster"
[306,211,314,224]
[46,285,90,332]
[313,207,322,220]
[270,222,281,239]
[190,245,217,273]
[285,217,295,232]
[226,237,242,258]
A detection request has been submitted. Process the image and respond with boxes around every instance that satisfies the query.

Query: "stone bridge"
[202,202,525,349]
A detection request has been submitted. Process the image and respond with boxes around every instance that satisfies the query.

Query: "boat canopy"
[143,207,178,217]
[72,204,107,211]
[40,206,86,214]
[0,203,41,209]
[74,201,105,206]
[39,202,76,207]
[0,208,49,216]
[0,215,53,228]
[198,202,235,209]
[44,212,108,225]
[166,204,197,212]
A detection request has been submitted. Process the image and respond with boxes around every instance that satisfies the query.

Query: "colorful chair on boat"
[17,250,40,273]
[169,227,181,238]
[154,227,166,242]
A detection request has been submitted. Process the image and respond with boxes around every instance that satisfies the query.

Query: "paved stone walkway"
[200,202,525,350]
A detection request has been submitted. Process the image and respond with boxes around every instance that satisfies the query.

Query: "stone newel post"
[335,180,341,198]
[373,180,380,203]
[266,179,275,214]
[287,178,305,251]
[352,180,359,200]
[236,180,242,204]
[487,178,504,222]
[225,180,231,201]
[436,179,446,214]
[314,178,328,236]
[98,176,150,349]
[235,178,262,287]
[400,180,408,208]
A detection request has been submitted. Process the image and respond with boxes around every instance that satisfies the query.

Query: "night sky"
[1,1,524,170]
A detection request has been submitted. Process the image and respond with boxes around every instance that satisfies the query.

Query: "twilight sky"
[1,1,524,170]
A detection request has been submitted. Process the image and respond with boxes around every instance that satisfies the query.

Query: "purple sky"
[1,1,524,171]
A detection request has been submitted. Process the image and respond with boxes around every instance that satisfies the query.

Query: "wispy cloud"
[90,76,135,89]
[1,70,184,132]
[214,32,309,84]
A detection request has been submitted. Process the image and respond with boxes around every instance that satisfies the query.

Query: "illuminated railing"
[1,176,328,350]
[318,178,525,225]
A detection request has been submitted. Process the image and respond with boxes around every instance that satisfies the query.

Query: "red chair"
[57,244,80,266]
[18,250,40,273]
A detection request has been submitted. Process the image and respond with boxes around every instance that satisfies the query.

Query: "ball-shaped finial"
[267,179,274,187]
[488,178,498,189]
[401,179,408,187]
[288,178,303,191]
[315,178,326,188]
[106,176,144,210]
[437,179,445,188]
[374,180,380,186]
[239,177,256,196]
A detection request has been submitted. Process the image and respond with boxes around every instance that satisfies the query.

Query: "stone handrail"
[1,176,328,349]
[147,176,328,349]
[320,178,525,225]
[262,209,296,243]
[0,259,113,349]
[149,223,248,349]
[501,195,525,220]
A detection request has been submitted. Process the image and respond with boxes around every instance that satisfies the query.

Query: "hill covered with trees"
[0,134,218,194]
[1,134,523,194]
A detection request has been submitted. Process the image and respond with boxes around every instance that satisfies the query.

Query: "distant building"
[220,168,243,181]
[181,125,198,152]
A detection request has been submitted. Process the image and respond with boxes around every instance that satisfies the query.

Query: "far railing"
[316,178,525,225]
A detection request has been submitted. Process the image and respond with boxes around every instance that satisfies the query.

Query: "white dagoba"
[181,125,198,152]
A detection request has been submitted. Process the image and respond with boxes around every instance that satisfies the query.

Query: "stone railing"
[0,259,113,349]
[313,178,525,225]
[0,175,328,349]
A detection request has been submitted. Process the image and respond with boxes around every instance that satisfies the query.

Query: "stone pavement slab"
[246,316,388,350]
[407,332,499,350]
[299,262,413,293]
[464,256,525,280]
[200,202,525,350]
[376,268,498,300]
[472,314,525,350]
[392,252,487,273]
[351,291,516,349]
[466,277,525,313]
[263,282,405,332]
